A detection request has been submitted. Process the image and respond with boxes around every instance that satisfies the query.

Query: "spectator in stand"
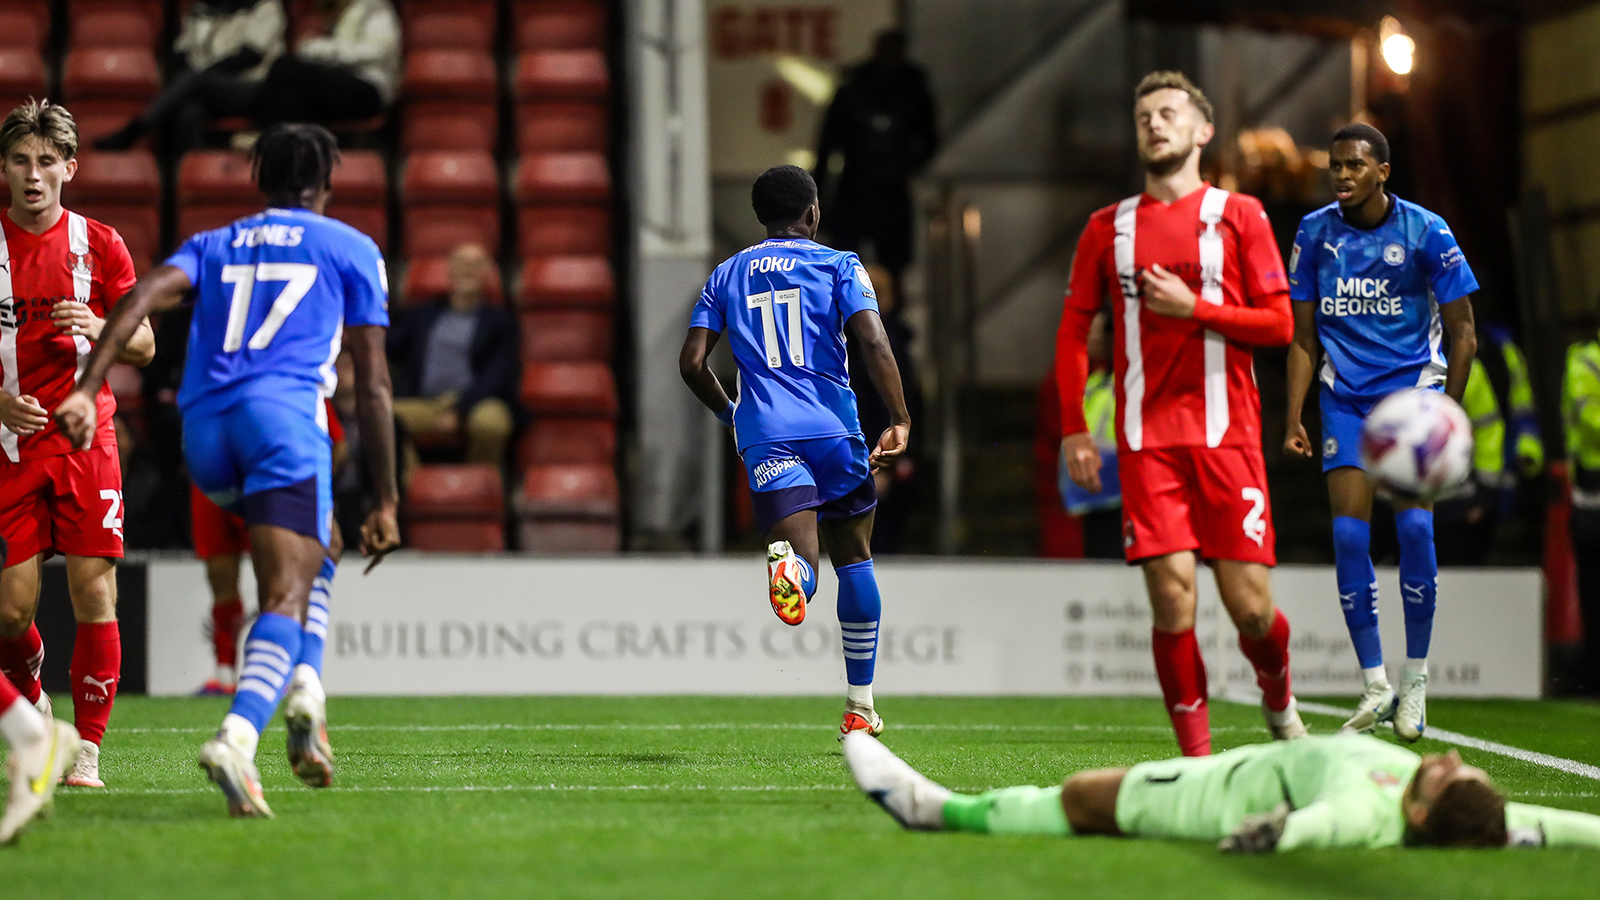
[252,0,399,130]
[95,1,286,152]
[388,244,520,470]
[847,263,921,553]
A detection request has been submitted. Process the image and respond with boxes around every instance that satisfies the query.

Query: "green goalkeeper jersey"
[1115,734,1600,851]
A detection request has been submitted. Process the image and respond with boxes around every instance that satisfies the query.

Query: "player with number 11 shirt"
[1055,72,1304,756]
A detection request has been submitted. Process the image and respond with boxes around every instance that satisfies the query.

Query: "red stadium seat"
[72,203,158,272]
[0,49,47,105]
[402,208,501,258]
[515,418,616,471]
[402,255,504,307]
[176,150,260,240]
[516,463,618,518]
[403,50,498,100]
[0,10,47,51]
[513,50,608,101]
[326,205,388,249]
[75,0,164,22]
[407,464,505,516]
[402,151,500,203]
[407,520,506,552]
[514,152,610,204]
[70,8,160,49]
[516,519,619,553]
[405,9,494,51]
[61,47,161,102]
[331,150,387,202]
[515,255,614,309]
[519,361,617,416]
[516,102,607,153]
[3,0,48,36]
[516,206,610,257]
[402,101,498,153]
[68,150,160,203]
[402,0,495,31]
[515,1,606,51]
[519,310,611,362]
[178,204,258,241]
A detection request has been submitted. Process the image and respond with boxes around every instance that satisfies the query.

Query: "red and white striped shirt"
[1055,184,1292,452]
[0,210,136,462]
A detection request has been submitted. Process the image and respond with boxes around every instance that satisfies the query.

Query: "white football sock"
[289,664,325,703]
[216,664,237,686]
[847,683,874,709]
[1404,658,1427,679]
[0,697,49,749]
[220,712,261,760]
[1362,665,1389,687]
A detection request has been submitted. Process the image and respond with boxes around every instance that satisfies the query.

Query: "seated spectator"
[253,0,399,129]
[95,0,286,152]
[388,244,520,468]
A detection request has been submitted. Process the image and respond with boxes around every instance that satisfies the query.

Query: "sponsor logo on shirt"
[1383,243,1406,266]
[1439,246,1465,271]
[1320,277,1402,316]
[752,455,802,488]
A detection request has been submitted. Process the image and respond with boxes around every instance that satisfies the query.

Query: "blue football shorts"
[183,384,334,546]
[1319,383,1442,473]
[742,435,877,534]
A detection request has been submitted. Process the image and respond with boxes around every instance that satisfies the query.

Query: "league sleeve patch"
[1289,243,1301,273]
[854,264,876,299]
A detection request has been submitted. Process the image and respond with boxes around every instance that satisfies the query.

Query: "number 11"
[746,288,804,368]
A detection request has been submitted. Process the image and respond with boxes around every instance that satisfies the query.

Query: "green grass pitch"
[5,696,1599,898]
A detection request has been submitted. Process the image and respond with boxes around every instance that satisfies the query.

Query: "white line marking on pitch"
[1286,698,1600,781]
[117,722,1251,735]
[102,783,857,797]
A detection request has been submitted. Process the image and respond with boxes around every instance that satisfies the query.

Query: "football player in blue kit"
[55,124,402,817]
[680,165,912,738]
[1283,123,1478,742]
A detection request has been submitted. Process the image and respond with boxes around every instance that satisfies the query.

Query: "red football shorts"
[191,484,249,560]
[0,445,125,562]
[1118,445,1276,566]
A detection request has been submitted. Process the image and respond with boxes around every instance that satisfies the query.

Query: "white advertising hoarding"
[147,558,1542,698]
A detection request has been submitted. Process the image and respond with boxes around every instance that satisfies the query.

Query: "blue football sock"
[1332,516,1384,670]
[834,559,881,687]
[1396,508,1438,660]
[229,612,303,735]
[795,555,817,599]
[298,557,335,675]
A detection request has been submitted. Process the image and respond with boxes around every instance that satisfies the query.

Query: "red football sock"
[70,621,121,746]
[212,599,245,669]
[0,623,45,704]
[1152,627,1211,757]
[1238,609,1293,713]
[0,667,21,709]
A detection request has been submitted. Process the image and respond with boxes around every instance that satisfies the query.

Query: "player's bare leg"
[1214,560,1306,740]
[821,509,883,737]
[199,524,323,818]
[0,554,48,718]
[62,555,118,788]
[765,510,820,626]
[1327,468,1399,733]
[200,553,245,695]
[1143,551,1212,756]
[1060,768,1128,835]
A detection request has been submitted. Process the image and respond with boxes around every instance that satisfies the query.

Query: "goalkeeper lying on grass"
[842,732,1600,851]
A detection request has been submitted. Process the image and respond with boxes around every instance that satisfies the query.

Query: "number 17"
[746,288,804,368]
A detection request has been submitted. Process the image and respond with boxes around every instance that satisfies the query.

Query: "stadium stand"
[0,47,49,111]
[0,7,49,51]
[400,149,501,257]
[520,310,611,362]
[515,462,620,553]
[65,149,162,271]
[401,254,506,308]
[325,148,389,252]
[176,149,259,240]
[404,463,507,552]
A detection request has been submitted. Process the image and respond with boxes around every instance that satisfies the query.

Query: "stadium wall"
[144,558,1541,699]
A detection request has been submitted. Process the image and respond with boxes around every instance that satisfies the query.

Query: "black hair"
[750,165,817,227]
[1331,122,1390,165]
[253,123,340,199]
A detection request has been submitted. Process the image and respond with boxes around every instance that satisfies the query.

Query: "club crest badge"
[68,250,93,277]
[1383,243,1405,266]
[1323,437,1339,458]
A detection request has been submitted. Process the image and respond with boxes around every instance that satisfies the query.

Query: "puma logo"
[1401,583,1427,603]
[82,674,116,696]
[1171,699,1204,714]
[1324,241,1343,260]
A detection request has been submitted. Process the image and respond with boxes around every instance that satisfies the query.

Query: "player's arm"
[678,326,733,423]
[1506,802,1600,848]
[845,309,911,472]
[1284,299,1319,459]
[53,265,193,448]
[50,304,155,366]
[1224,799,1386,852]
[347,324,401,571]
[1058,223,1106,493]
[1439,297,1477,404]
[1150,203,1294,345]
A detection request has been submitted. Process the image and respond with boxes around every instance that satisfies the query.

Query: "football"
[1359,388,1475,499]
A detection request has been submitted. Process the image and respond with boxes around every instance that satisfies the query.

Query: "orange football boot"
[766,540,808,625]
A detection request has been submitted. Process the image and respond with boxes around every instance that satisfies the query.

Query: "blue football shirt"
[167,207,390,411]
[1288,196,1478,402]
[690,237,879,450]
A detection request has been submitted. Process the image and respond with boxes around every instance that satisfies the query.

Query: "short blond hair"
[1,99,79,160]
[1135,71,1214,124]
